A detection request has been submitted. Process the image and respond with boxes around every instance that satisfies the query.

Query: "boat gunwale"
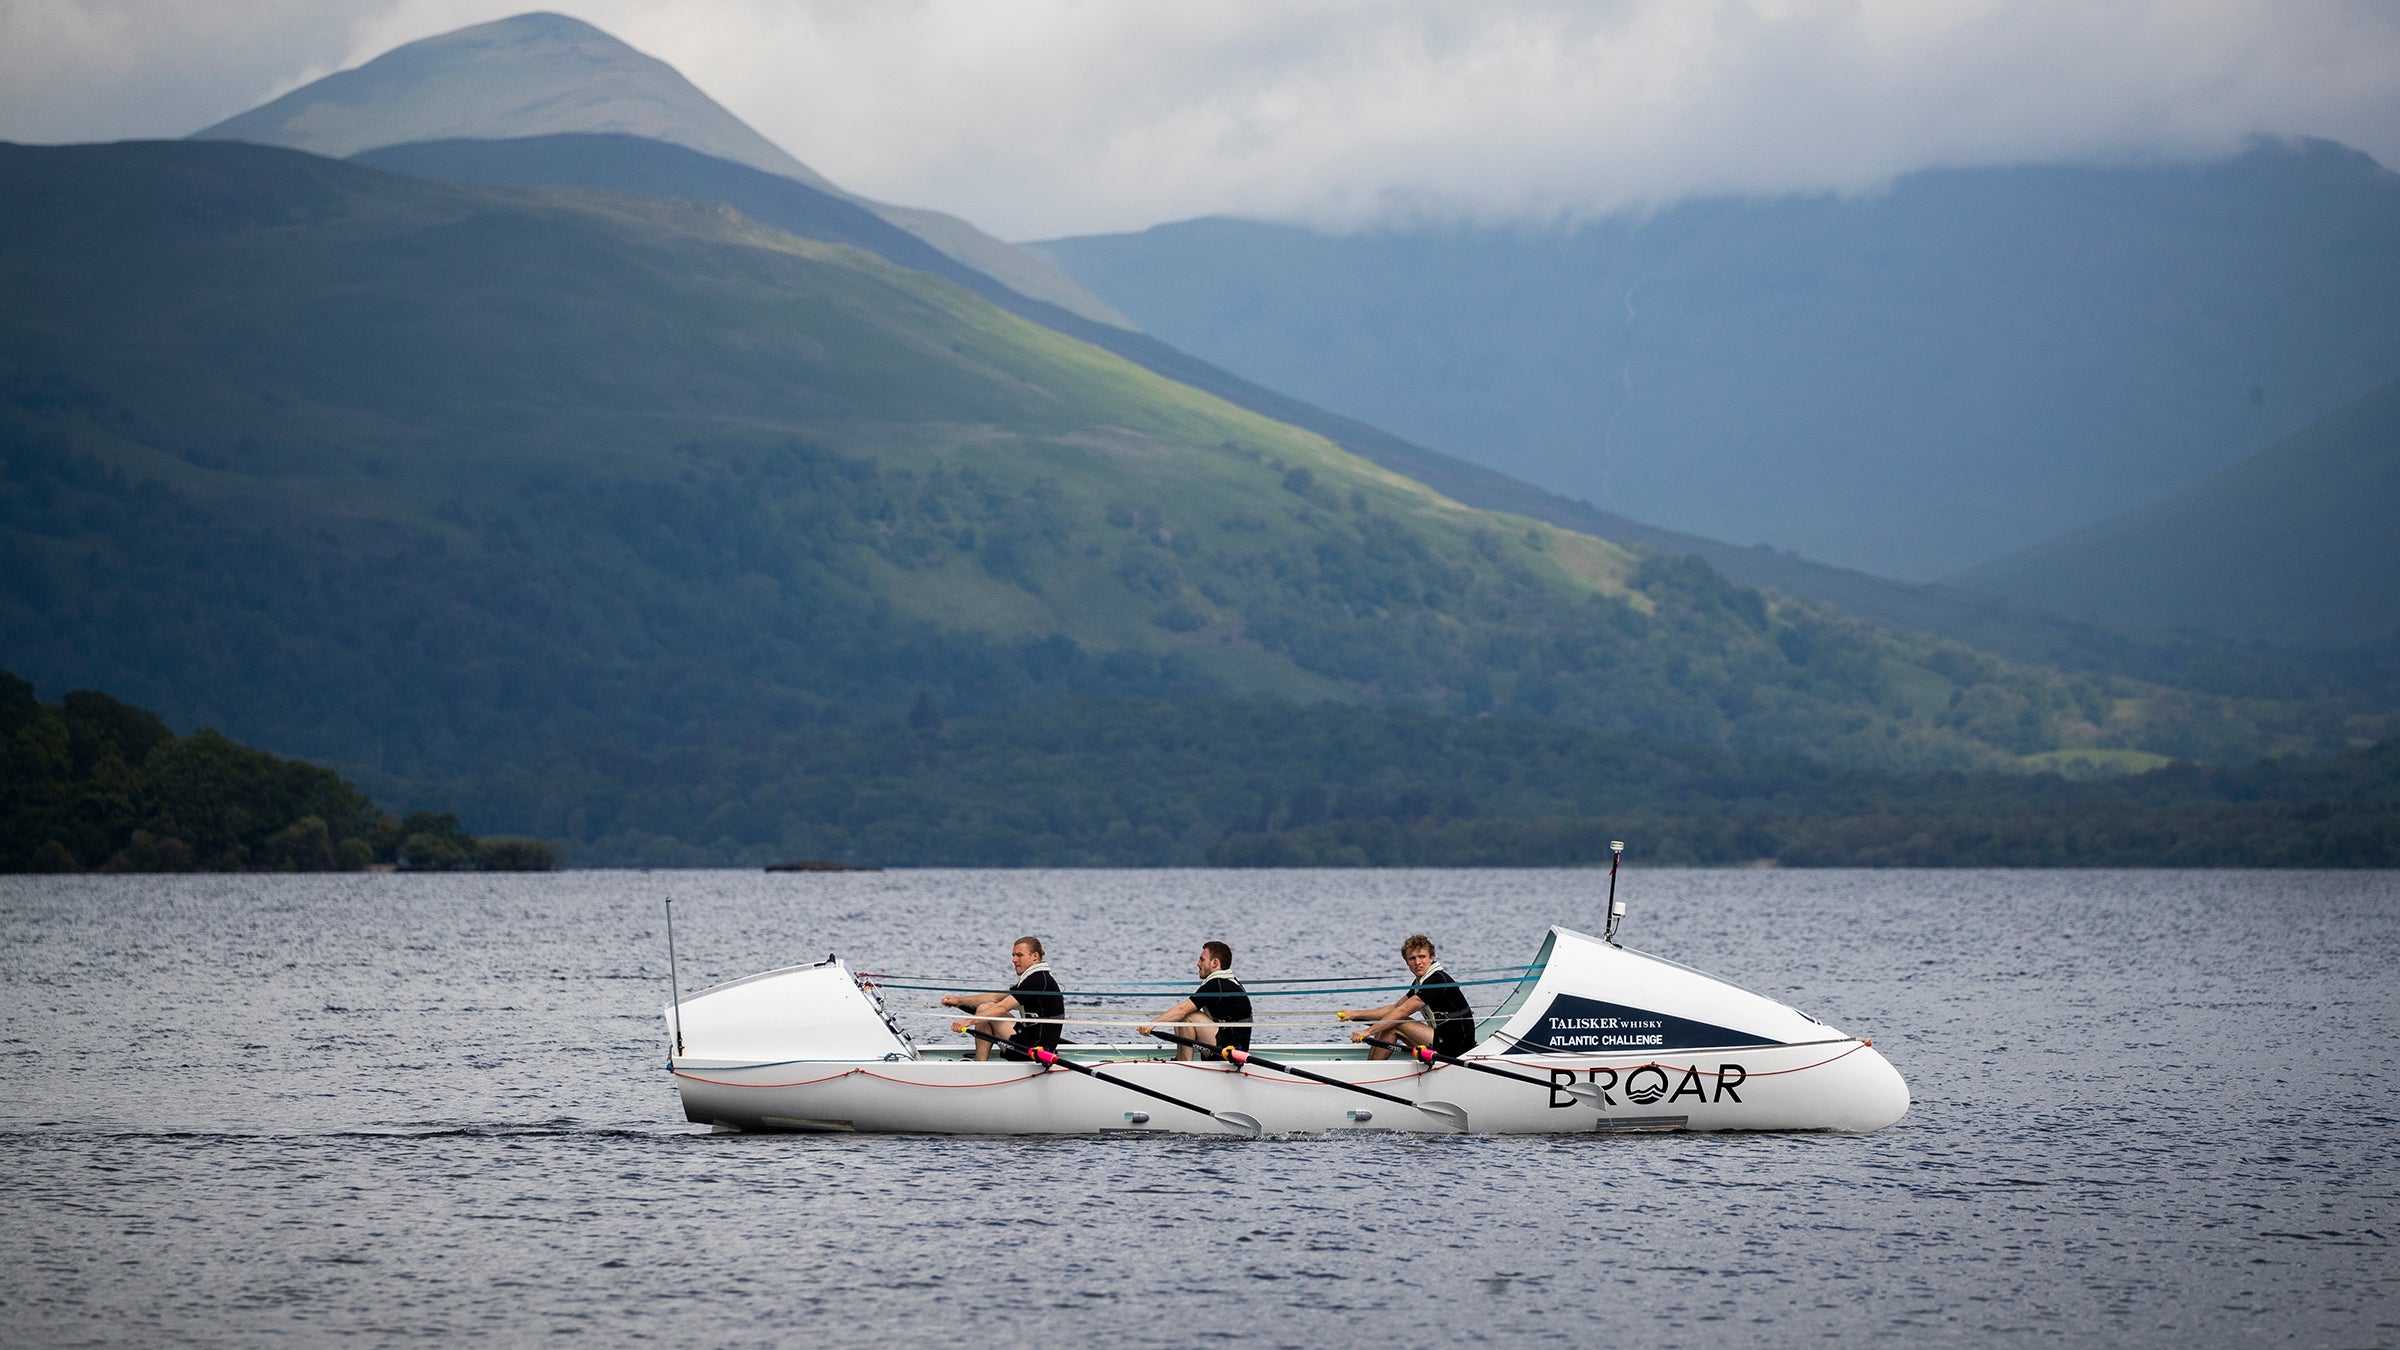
[669,1034,1868,1076]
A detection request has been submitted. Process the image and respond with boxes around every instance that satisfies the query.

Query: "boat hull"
[661,925,1911,1136]
[670,1037,1907,1136]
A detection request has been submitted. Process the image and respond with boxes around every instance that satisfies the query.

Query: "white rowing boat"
[663,924,1910,1136]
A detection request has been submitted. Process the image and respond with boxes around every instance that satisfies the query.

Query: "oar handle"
[1365,1034,1598,1102]
[963,1028,1241,1130]
[958,1024,1041,1055]
[1362,1033,1438,1063]
[1145,1028,1231,1059]
[1231,1049,1426,1110]
[1150,1029,1426,1112]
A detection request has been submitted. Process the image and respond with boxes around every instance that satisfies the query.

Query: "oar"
[957,1027,1261,1137]
[1362,1034,1606,1107]
[1147,1030,1468,1132]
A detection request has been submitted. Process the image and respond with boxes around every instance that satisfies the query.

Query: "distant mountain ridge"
[144,15,2400,715]
[204,10,2375,697]
[193,10,1128,327]
[5,139,2363,805]
[350,132,2364,699]
[1955,372,2400,648]
[1034,140,2400,581]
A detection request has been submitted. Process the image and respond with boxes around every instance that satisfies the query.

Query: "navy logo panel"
[1506,992,1779,1054]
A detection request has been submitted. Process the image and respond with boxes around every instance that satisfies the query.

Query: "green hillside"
[0,141,2386,838]
[221,11,2370,704]
[349,136,2394,708]
[192,10,1126,327]
[1955,372,2400,649]
[395,695,2398,868]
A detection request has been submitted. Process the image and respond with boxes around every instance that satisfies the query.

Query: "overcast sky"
[6,0,2398,240]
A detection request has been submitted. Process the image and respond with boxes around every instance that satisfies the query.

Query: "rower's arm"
[1361,994,1426,1039]
[1337,998,1405,1023]
[940,989,1005,1010]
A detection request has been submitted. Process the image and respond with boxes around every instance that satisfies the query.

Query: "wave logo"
[1623,1066,1670,1104]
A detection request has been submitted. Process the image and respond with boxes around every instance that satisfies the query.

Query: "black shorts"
[1431,1022,1476,1058]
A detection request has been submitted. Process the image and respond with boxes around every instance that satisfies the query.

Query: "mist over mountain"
[1956,372,2400,649]
[1035,140,2400,582]
[191,10,1126,328]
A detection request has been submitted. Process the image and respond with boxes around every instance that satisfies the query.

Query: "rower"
[942,935,1063,1062]
[1137,940,1252,1060]
[1336,933,1476,1060]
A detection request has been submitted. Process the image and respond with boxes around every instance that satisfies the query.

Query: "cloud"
[7,0,2398,239]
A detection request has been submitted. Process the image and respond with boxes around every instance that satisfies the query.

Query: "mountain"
[1033,140,2400,581]
[212,14,2365,700]
[1953,372,2400,649]
[8,139,2372,823]
[348,132,2370,701]
[191,10,1126,327]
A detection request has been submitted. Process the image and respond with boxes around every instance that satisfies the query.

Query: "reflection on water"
[3,869,2394,1346]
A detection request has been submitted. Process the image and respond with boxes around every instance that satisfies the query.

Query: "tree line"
[0,670,554,873]
[8,669,2390,873]
[398,696,2397,868]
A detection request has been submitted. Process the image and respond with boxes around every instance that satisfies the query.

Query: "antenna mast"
[665,897,685,1060]
[1603,840,1627,944]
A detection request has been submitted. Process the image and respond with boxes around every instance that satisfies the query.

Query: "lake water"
[3,869,2394,1346]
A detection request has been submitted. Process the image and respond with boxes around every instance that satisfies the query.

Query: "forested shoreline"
[398,697,2397,868]
[9,669,2390,872]
[0,671,554,873]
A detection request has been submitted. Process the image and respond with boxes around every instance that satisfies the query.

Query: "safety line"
[902,1008,1372,1018]
[861,970,1541,998]
[857,963,1542,991]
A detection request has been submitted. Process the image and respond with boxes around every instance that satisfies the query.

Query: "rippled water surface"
[3,869,2394,1346]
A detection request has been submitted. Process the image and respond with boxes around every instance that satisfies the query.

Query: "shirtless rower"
[1336,933,1477,1060]
[942,935,1063,1061]
[1137,940,1252,1060]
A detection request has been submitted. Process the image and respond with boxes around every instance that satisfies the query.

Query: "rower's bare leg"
[1366,1021,1432,1061]
[965,1002,1017,1061]
[1175,1012,1218,1062]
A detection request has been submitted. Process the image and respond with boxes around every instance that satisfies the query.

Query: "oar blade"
[1565,1082,1608,1107]
[1214,1110,1264,1138]
[1418,1100,1471,1133]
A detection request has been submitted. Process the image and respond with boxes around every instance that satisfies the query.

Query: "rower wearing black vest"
[1337,933,1478,1060]
[942,935,1064,1061]
[1138,940,1252,1059]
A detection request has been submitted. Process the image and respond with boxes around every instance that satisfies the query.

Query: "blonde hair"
[1014,935,1045,959]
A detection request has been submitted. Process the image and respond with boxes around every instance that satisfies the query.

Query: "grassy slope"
[362,134,2397,707]
[1955,373,2400,648]
[0,143,1612,651]
[0,142,2385,805]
